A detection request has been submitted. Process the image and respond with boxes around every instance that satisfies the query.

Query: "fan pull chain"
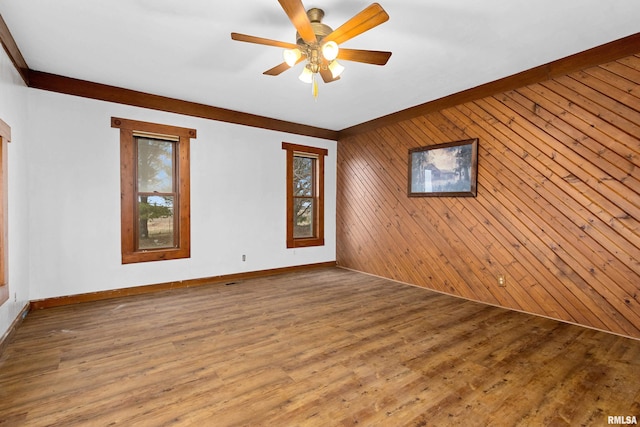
[312,74,319,100]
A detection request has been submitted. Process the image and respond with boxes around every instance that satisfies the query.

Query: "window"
[0,118,9,305]
[282,142,327,248]
[112,117,196,264]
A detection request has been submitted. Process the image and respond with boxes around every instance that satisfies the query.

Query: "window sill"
[287,238,325,249]
[122,247,190,264]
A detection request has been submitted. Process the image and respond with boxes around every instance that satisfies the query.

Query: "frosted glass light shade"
[299,66,313,83]
[322,41,339,61]
[329,60,345,78]
[283,48,301,67]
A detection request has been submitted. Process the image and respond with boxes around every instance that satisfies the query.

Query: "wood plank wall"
[336,54,640,339]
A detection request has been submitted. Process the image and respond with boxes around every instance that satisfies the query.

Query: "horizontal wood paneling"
[337,54,640,339]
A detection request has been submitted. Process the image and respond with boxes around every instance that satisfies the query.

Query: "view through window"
[112,117,196,264]
[136,136,176,250]
[282,142,327,248]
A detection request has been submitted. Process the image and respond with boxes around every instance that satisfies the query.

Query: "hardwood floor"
[0,267,638,426]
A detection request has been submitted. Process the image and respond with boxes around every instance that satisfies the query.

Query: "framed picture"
[408,138,478,197]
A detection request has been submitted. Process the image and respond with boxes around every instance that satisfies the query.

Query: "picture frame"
[408,138,478,197]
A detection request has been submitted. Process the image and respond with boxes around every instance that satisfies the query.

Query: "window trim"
[112,117,196,264]
[0,118,10,306]
[282,142,327,248]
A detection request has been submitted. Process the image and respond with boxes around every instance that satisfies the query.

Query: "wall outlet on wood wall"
[497,275,506,287]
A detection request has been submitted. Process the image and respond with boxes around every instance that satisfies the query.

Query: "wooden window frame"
[112,117,196,264]
[0,119,9,305]
[282,142,327,248]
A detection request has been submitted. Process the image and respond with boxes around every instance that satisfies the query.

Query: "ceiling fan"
[231,0,391,99]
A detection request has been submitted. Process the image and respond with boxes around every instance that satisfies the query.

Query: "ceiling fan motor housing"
[295,8,333,45]
[295,8,334,73]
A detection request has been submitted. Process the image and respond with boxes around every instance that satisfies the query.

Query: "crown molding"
[338,32,640,138]
[28,70,339,140]
[0,15,28,85]
[1,11,637,141]
[0,14,338,141]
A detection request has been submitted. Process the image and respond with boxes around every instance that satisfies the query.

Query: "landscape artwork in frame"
[408,138,478,197]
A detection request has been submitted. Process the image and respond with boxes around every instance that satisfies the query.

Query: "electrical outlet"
[242,254,246,262]
[497,275,506,287]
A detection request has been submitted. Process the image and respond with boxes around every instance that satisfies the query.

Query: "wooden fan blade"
[319,67,340,83]
[231,32,298,49]
[278,0,317,44]
[264,62,292,76]
[337,48,392,65]
[264,55,306,76]
[323,3,389,46]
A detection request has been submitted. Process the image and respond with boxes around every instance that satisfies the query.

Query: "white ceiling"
[1,0,639,131]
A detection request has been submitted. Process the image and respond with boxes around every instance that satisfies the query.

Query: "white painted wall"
[0,41,337,340]
[26,89,336,300]
[0,48,31,339]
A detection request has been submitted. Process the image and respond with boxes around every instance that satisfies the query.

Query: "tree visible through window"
[137,137,176,250]
[282,142,327,248]
[112,117,196,264]
[293,156,315,238]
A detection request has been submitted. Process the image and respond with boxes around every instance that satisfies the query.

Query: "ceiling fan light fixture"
[329,60,345,78]
[231,2,391,100]
[283,48,302,67]
[321,41,339,61]
[299,66,313,84]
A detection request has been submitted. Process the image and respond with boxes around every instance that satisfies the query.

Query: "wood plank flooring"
[1,267,639,426]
